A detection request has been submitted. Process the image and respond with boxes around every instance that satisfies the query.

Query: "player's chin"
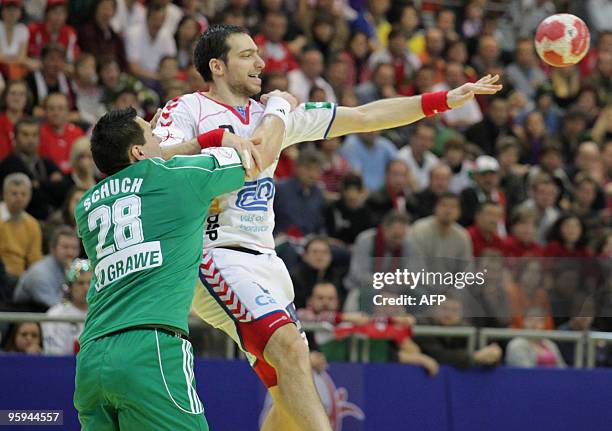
[247,82,262,96]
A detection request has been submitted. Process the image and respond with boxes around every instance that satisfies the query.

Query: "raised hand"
[447,74,503,109]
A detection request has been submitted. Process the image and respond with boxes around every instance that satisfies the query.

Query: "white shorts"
[192,247,304,387]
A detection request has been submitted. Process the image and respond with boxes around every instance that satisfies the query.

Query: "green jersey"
[75,150,244,345]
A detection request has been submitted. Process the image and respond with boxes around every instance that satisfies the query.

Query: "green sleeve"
[152,151,245,204]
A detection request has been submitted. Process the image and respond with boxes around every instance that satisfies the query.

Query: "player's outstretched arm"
[326,74,502,138]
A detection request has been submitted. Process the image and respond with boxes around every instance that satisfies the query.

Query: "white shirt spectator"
[160,2,183,36]
[125,23,176,73]
[397,145,439,191]
[0,21,29,57]
[42,302,86,355]
[111,0,146,36]
[287,69,336,104]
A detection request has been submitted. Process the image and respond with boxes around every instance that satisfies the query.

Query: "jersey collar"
[200,93,251,125]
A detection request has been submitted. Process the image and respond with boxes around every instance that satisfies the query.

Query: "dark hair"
[341,173,364,191]
[476,200,501,214]
[14,117,40,136]
[508,206,537,227]
[61,187,87,226]
[546,212,589,249]
[174,14,200,49]
[382,210,411,227]
[193,24,248,82]
[296,148,324,166]
[436,192,460,205]
[146,2,165,18]
[50,225,77,249]
[304,235,330,253]
[41,42,66,59]
[1,322,43,353]
[91,107,145,175]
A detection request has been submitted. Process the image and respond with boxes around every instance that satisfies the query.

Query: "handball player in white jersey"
[153,24,502,431]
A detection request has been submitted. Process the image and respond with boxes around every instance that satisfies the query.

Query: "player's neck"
[206,84,249,107]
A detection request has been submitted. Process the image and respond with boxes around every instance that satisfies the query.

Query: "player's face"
[223,33,266,97]
[134,117,162,159]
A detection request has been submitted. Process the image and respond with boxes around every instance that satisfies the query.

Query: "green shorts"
[74,328,208,431]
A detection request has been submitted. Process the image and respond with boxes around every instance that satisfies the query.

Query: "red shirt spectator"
[38,93,84,173]
[253,11,298,74]
[504,235,544,257]
[0,80,29,160]
[468,225,506,257]
[543,240,592,258]
[28,0,80,63]
[467,201,506,257]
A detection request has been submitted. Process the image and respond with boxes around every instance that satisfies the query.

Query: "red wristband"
[421,91,450,117]
[197,128,225,149]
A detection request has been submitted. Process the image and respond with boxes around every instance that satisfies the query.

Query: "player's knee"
[264,325,309,373]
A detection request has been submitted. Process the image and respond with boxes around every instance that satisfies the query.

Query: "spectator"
[435,8,459,45]
[571,174,604,241]
[110,0,146,36]
[45,186,86,254]
[0,79,30,160]
[39,92,85,173]
[42,258,90,355]
[465,96,514,155]
[506,308,565,368]
[416,296,502,368]
[343,211,416,313]
[288,46,335,103]
[517,173,560,245]
[0,117,62,220]
[354,62,396,104]
[397,122,439,192]
[308,14,340,63]
[418,28,445,83]
[61,137,96,192]
[0,173,42,278]
[495,136,528,213]
[409,193,473,275]
[1,321,42,354]
[442,137,472,194]
[558,109,589,163]
[395,4,425,56]
[413,164,452,219]
[368,29,420,91]
[544,213,592,257]
[517,110,548,165]
[459,156,505,228]
[569,141,602,182]
[340,30,372,87]
[13,225,79,311]
[338,130,398,192]
[557,298,594,366]
[290,236,345,308]
[510,0,556,39]
[467,201,506,257]
[27,0,79,64]
[125,3,177,85]
[24,43,74,111]
[526,142,572,204]
[432,61,483,130]
[274,149,325,238]
[173,15,200,71]
[505,38,546,101]
[98,56,158,115]
[78,0,128,70]
[504,207,544,257]
[602,139,612,210]
[585,49,611,107]
[318,137,350,195]
[71,53,106,126]
[462,1,483,39]
[324,173,373,246]
[365,159,417,224]
[470,34,501,76]
[0,0,39,80]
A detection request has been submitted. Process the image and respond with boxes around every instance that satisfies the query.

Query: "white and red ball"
[534,14,590,67]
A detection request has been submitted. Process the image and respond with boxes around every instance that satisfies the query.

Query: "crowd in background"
[0,0,610,371]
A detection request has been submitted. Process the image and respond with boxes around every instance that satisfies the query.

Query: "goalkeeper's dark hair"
[193,24,248,82]
[90,107,145,176]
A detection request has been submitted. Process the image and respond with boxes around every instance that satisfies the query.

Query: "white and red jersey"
[153,92,337,253]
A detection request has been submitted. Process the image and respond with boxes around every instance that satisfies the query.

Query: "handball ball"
[534,14,590,67]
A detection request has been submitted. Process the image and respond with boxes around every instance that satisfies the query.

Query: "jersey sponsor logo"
[205,213,220,241]
[305,102,332,110]
[94,241,163,290]
[235,177,275,212]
